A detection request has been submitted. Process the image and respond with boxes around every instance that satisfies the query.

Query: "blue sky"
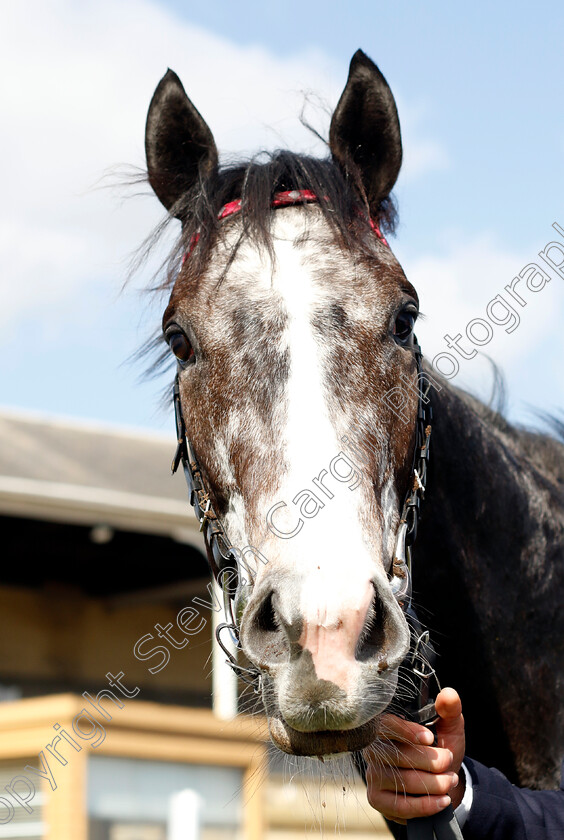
[1,0,563,434]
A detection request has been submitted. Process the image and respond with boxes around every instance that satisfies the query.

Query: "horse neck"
[421,379,563,570]
[414,377,564,787]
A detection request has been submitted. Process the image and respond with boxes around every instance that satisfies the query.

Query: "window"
[0,761,45,840]
[87,756,244,840]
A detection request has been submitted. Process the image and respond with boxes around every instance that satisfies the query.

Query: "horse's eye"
[393,307,417,344]
[168,331,195,364]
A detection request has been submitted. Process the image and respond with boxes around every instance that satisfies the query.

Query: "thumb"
[435,686,462,724]
[434,687,465,766]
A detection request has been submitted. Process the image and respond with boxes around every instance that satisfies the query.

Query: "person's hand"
[363,687,466,824]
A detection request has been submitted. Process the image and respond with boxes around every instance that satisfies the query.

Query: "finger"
[434,687,465,756]
[368,767,458,796]
[374,743,454,774]
[435,687,462,721]
[366,788,452,822]
[378,714,434,746]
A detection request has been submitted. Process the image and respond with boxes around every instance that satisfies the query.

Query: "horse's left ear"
[145,69,218,217]
[329,50,402,214]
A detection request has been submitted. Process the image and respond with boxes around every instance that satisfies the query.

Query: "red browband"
[183,189,388,263]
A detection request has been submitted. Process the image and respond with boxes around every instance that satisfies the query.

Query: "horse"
[144,50,564,791]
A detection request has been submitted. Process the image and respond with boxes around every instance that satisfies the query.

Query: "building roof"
[0,408,203,546]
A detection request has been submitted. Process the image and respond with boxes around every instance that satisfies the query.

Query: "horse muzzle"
[239,573,410,754]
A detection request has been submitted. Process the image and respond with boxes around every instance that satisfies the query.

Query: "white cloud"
[0,0,330,334]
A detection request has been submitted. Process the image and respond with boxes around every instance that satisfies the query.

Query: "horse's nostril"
[255,591,279,634]
[242,589,290,669]
[355,588,392,665]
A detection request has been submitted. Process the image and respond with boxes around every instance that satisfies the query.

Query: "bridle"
[170,189,439,709]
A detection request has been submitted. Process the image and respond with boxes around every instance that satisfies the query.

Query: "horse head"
[146,51,426,756]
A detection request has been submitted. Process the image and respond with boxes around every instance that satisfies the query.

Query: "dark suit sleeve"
[462,757,564,840]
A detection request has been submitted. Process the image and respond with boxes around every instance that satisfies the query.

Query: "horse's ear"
[329,50,402,214]
[145,69,218,216]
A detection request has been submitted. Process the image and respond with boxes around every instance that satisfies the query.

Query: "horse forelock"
[151,151,398,297]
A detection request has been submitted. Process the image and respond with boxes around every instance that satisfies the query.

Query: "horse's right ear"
[145,70,218,217]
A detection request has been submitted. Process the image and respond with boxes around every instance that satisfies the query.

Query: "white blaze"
[261,211,384,630]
